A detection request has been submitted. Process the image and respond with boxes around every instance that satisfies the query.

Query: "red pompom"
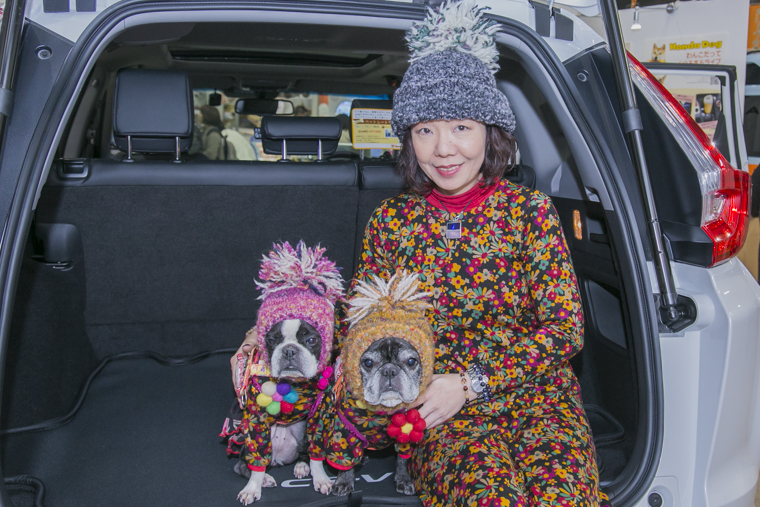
[405,409,420,423]
[391,413,407,427]
[413,419,427,431]
[396,433,410,444]
[409,430,424,443]
[388,425,402,438]
[280,401,294,414]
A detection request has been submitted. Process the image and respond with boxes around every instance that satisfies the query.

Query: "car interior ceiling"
[2,18,640,505]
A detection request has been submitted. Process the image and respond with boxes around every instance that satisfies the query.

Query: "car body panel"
[637,260,760,507]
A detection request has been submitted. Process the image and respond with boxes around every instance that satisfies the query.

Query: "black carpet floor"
[2,353,418,507]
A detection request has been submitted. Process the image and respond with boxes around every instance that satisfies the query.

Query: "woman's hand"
[409,373,472,429]
[231,327,257,389]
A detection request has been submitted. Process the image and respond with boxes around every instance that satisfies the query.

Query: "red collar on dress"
[425,179,500,214]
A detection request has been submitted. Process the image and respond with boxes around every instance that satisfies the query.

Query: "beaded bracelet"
[467,363,493,402]
[459,371,470,406]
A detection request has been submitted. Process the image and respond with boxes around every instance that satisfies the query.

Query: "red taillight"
[628,54,751,266]
[699,147,751,265]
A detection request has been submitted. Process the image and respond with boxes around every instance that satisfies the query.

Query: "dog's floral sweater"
[318,368,413,471]
[345,179,611,506]
[221,364,330,472]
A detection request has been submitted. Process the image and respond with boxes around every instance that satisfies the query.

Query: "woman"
[234,1,609,504]
[356,3,607,503]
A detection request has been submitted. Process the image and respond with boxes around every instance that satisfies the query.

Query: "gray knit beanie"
[391,0,516,140]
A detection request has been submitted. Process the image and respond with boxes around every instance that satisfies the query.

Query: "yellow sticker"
[250,363,271,377]
[351,109,401,150]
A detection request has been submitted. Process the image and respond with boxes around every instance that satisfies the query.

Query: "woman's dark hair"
[396,124,518,195]
[200,105,224,130]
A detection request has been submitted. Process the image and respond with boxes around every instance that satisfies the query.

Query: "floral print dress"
[348,179,611,506]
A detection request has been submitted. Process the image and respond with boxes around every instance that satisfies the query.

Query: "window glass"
[650,73,723,141]
[651,72,733,162]
[192,90,391,161]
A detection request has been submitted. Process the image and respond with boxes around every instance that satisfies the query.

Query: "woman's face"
[410,119,487,196]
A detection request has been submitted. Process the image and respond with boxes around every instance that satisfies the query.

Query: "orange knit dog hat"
[342,270,435,410]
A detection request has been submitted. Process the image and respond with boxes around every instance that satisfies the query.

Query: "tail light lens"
[628,54,750,267]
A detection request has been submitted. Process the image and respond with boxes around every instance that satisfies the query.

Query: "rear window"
[191,90,393,161]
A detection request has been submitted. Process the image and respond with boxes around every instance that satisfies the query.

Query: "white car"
[0,0,756,506]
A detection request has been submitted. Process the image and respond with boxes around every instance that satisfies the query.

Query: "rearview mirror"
[235,99,295,115]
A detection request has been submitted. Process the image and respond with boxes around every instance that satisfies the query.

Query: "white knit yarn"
[406,0,500,73]
[346,271,431,329]
[255,241,343,304]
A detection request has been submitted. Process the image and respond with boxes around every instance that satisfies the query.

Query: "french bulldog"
[236,319,333,504]
[330,336,423,496]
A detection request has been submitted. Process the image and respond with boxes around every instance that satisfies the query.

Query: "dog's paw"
[309,459,332,495]
[237,486,261,505]
[396,478,416,496]
[331,480,354,496]
[313,475,332,495]
[238,471,265,505]
[262,474,277,488]
[293,461,310,479]
[331,470,355,496]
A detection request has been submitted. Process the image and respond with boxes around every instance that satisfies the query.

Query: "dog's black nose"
[282,346,299,360]
[380,365,399,380]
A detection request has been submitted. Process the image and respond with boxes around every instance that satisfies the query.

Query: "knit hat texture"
[342,270,435,411]
[391,0,515,140]
[254,241,344,374]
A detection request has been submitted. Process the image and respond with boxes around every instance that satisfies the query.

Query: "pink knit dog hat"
[254,241,344,373]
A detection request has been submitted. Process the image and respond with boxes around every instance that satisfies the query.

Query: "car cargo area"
[2,18,644,506]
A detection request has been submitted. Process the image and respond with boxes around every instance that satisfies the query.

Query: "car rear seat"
[36,68,539,358]
[36,69,359,357]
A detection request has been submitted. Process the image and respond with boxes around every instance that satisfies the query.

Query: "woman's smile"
[434,163,463,176]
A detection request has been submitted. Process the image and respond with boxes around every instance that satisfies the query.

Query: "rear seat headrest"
[260,116,341,158]
[113,69,193,154]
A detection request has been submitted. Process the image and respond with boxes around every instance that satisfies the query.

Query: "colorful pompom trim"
[256,381,300,415]
[387,409,426,444]
[256,368,332,416]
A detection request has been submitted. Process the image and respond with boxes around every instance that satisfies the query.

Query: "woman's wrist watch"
[466,363,492,402]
